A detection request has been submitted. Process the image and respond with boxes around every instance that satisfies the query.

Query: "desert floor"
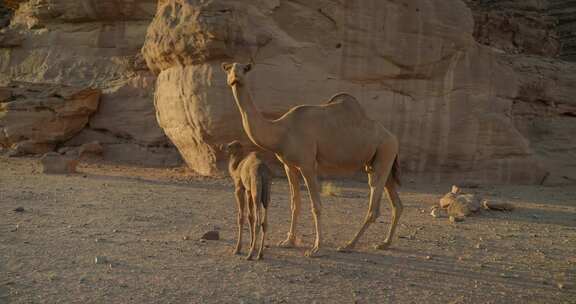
[1,155,575,304]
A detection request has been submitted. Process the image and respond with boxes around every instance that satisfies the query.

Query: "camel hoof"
[232,248,241,255]
[256,253,263,260]
[246,254,254,261]
[277,237,297,248]
[304,247,321,258]
[336,244,354,253]
[374,242,391,250]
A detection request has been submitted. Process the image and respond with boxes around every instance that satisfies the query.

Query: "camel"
[225,140,273,260]
[221,62,403,257]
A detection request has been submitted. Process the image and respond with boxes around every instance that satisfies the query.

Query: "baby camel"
[225,140,273,260]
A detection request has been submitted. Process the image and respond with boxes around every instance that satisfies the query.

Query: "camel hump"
[326,92,367,118]
[327,92,357,104]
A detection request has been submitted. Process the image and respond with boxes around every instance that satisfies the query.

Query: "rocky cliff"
[0,0,181,166]
[142,0,576,184]
[1,0,574,184]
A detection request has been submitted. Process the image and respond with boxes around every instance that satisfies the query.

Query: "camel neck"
[231,84,282,151]
[228,154,242,174]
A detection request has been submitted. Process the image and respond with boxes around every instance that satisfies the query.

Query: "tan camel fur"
[222,62,403,257]
[225,140,273,260]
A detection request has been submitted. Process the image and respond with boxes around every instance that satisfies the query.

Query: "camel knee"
[311,205,321,217]
[291,202,301,214]
[393,201,403,214]
[261,222,267,233]
[366,208,380,223]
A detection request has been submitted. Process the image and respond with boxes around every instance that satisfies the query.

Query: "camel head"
[221,62,252,87]
[224,140,244,156]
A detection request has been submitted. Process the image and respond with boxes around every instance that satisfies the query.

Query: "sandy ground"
[0,155,575,304]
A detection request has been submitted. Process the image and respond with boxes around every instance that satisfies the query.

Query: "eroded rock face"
[0,82,100,154]
[0,0,182,167]
[143,0,548,183]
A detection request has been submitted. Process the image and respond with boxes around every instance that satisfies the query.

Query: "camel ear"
[244,63,252,73]
[221,62,232,72]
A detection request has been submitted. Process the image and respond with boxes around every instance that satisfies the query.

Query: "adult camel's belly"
[315,123,381,172]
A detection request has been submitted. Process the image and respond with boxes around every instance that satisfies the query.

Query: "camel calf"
[225,140,273,260]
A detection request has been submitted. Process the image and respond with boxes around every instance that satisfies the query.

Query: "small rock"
[40,152,78,174]
[449,216,463,223]
[425,255,432,260]
[557,282,564,290]
[182,235,190,240]
[430,206,444,218]
[200,230,219,241]
[112,229,119,233]
[94,256,107,264]
[78,141,104,160]
[474,243,483,249]
[13,207,25,213]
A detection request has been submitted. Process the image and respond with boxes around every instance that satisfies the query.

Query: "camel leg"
[375,181,403,250]
[232,188,246,255]
[278,165,301,248]
[256,205,268,260]
[337,172,383,252]
[246,191,257,260]
[300,167,323,257]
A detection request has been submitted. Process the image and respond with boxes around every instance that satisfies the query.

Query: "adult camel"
[221,62,402,257]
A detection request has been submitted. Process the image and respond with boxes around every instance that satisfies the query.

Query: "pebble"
[13,207,25,213]
[200,230,220,241]
[10,224,19,232]
[94,256,107,264]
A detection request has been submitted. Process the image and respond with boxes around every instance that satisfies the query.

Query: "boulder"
[0,82,100,155]
[0,0,182,167]
[78,141,104,159]
[40,152,79,174]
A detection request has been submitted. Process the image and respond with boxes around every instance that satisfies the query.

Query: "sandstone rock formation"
[0,0,182,166]
[0,0,573,184]
[142,0,560,183]
[464,0,576,184]
[433,185,514,222]
[0,82,100,155]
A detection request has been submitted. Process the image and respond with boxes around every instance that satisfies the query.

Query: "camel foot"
[374,241,392,250]
[232,248,241,255]
[256,253,263,260]
[245,253,254,261]
[336,243,355,253]
[277,235,297,248]
[304,246,322,258]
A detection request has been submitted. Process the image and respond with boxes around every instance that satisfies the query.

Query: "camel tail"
[257,167,271,209]
[390,155,401,187]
